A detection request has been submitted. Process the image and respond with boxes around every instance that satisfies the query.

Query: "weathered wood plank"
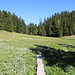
[36,54,45,75]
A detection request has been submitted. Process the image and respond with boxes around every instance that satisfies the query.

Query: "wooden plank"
[36,54,45,75]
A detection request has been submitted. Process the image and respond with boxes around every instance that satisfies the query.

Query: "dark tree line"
[0,10,75,37]
[27,11,75,37]
[0,10,26,33]
[43,11,75,37]
[26,23,38,35]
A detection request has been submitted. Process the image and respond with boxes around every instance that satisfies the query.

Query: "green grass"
[0,31,36,75]
[0,30,75,75]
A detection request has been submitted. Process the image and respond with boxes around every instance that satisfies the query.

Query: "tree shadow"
[29,44,75,71]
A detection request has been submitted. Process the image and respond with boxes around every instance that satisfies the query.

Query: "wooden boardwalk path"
[36,54,45,75]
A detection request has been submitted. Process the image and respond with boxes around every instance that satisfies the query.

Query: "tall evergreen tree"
[38,11,75,37]
[0,10,26,34]
[38,19,46,36]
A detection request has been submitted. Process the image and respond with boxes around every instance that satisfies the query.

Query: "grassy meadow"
[0,31,75,75]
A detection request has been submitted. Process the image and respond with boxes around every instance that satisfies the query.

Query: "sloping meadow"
[0,31,75,75]
[0,31,36,75]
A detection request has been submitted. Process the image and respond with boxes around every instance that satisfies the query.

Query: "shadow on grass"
[29,44,75,71]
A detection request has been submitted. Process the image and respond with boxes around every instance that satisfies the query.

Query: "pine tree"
[5,12,13,32]
[0,10,26,34]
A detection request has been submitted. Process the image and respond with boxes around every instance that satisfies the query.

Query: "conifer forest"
[0,10,75,37]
